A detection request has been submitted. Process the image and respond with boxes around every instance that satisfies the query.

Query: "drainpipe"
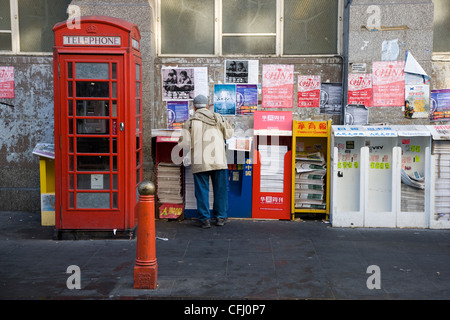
[341,0,352,124]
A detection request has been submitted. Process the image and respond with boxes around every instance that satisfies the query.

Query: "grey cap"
[193,95,208,108]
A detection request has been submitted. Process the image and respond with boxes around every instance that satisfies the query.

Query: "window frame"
[431,0,450,61]
[156,0,343,57]
[0,0,68,56]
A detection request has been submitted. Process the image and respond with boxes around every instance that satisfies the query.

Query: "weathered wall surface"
[0,56,54,211]
[348,0,439,125]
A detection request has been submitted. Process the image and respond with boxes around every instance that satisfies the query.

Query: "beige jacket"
[179,108,234,174]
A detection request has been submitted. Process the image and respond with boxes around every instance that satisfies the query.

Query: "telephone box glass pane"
[136,64,140,80]
[76,100,109,116]
[77,174,110,190]
[67,62,73,79]
[112,82,117,98]
[113,193,118,208]
[76,119,109,134]
[77,137,110,153]
[76,82,109,97]
[112,63,117,80]
[68,100,73,116]
[77,193,110,209]
[75,63,109,79]
[77,156,110,172]
[68,119,73,134]
[68,82,73,97]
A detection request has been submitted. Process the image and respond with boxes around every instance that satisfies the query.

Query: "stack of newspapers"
[157,162,183,204]
[294,152,327,210]
[184,165,214,210]
[259,145,287,193]
[400,169,425,212]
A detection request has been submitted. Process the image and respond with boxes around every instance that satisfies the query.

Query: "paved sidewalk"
[0,211,449,300]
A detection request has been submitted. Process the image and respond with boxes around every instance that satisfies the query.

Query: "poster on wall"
[262,64,294,108]
[430,89,450,122]
[161,67,208,101]
[319,83,342,115]
[214,84,236,115]
[253,111,293,136]
[297,75,321,108]
[236,84,257,114]
[0,66,14,99]
[404,84,429,119]
[372,61,405,107]
[225,60,259,84]
[167,101,189,129]
[348,73,372,107]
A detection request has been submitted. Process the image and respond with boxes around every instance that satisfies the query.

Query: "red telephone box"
[52,16,143,236]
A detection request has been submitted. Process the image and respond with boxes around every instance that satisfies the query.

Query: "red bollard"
[133,181,158,289]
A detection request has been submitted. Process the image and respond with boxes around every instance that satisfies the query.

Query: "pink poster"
[262,64,294,108]
[372,61,405,107]
[253,111,293,135]
[297,75,320,108]
[348,73,372,107]
[0,67,14,99]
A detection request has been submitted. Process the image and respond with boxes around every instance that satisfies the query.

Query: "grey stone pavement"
[0,211,449,301]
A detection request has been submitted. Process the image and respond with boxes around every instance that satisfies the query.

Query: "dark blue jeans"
[193,169,228,222]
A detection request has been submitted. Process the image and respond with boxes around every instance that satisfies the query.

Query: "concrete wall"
[0,56,54,212]
[348,0,437,125]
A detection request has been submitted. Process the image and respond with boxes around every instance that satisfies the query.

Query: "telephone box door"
[58,54,125,229]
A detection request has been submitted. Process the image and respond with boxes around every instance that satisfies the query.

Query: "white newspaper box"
[394,126,431,228]
[427,125,450,229]
[363,126,400,228]
[331,126,368,227]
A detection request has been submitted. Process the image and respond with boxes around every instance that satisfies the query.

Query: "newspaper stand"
[53,16,142,234]
[394,125,431,228]
[226,148,253,218]
[427,125,450,229]
[252,111,292,220]
[291,120,331,220]
[330,126,368,227]
[363,126,400,228]
[155,135,184,219]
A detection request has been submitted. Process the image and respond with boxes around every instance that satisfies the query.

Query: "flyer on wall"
[372,61,405,107]
[262,64,294,108]
[236,84,258,114]
[214,84,236,115]
[297,75,321,108]
[167,101,189,129]
[348,73,372,107]
[225,60,259,84]
[404,84,429,119]
[161,67,208,101]
[0,66,14,99]
[319,83,342,115]
[430,89,450,122]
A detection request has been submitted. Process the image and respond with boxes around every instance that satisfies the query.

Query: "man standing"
[180,95,234,228]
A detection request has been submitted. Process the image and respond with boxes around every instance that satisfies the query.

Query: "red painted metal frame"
[53,16,142,231]
[252,137,292,220]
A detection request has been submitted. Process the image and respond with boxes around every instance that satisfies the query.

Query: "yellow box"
[292,120,331,220]
[39,157,55,226]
